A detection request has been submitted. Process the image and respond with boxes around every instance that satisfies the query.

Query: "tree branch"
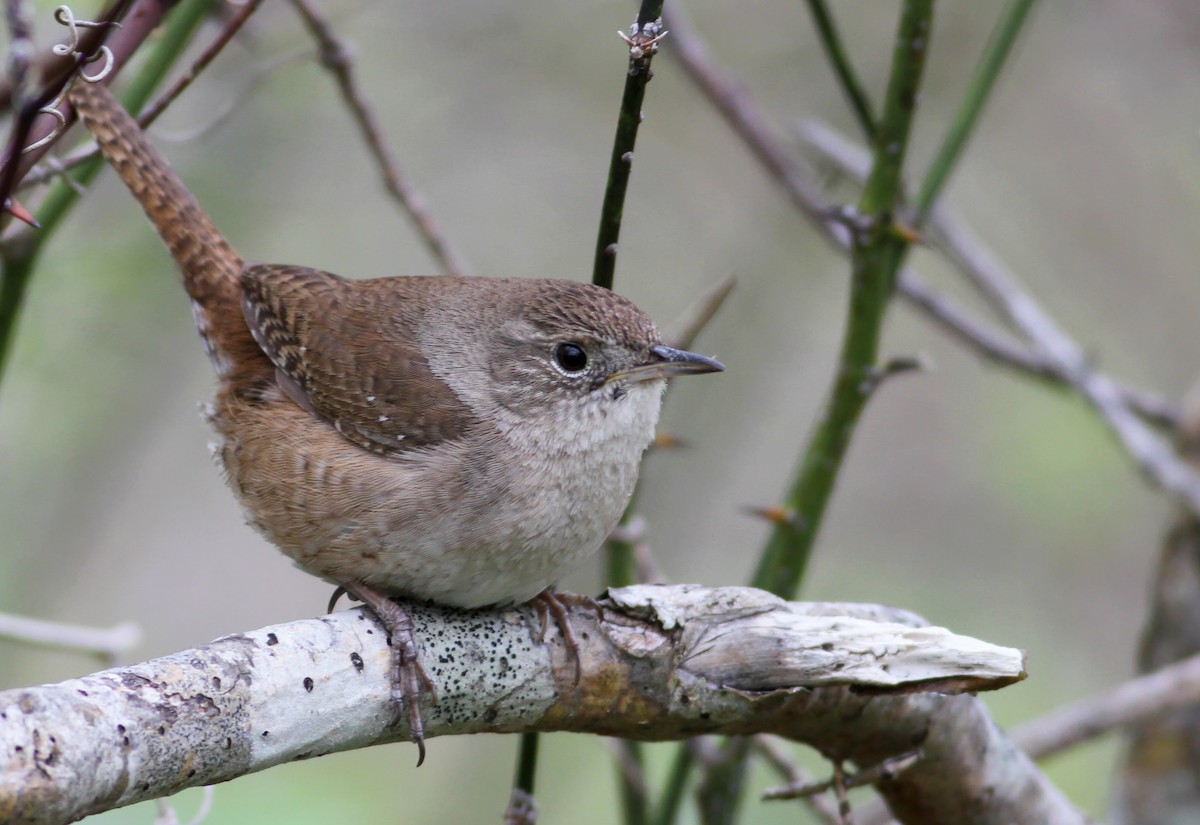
[0,584,1046,825]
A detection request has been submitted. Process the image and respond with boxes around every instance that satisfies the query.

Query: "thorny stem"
[589,4,667,822]
[592,0,666,292]
[752,0,934,599]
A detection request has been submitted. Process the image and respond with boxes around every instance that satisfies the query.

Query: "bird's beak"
[607,344,725,385]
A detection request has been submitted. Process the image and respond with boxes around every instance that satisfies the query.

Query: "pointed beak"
[607,344,725,385]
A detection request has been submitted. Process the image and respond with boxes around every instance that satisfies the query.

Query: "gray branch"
[0,584,1084,825]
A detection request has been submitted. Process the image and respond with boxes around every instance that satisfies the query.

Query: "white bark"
[0,584,1074,825]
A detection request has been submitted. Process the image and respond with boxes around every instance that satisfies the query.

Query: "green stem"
[651,744,693,825]
[615,741,648,825]
[695,738,753,825]
[913,0,1035,222]
[513,731,539,796]
[592,0,666,291]
[752,0,933,600]
[802,0,876,142]
[0,0,216,385]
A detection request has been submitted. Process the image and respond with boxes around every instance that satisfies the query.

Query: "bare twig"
[754,736,843,824]
[0,611,141,665]
[795,115,1200,513]
[22,46,311,187]
[798,118,1182,431]
[762,750,921,801]
[669,3,1189,494]
[663,0,834,227]
[933,212,1200,513]
[1010,651,1200,760]
[663,274,735,352]
[287,0,473,278]
[134,0,265,128]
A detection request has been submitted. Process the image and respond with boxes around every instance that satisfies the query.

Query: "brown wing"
[239,264,478,455]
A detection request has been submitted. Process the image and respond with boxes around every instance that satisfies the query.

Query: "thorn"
[862,353,933,394]
[891,220,925,245]
[4,198,40,228]
[742,504,802,530]
[652,430,688,450]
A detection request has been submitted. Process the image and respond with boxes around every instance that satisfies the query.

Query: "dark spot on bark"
[212,677,221,689]
[267,633,279,646]
[482,707,497,723]
[158,726,166,735]
[77,689,89,697]
[821,643,834,651]
[261,730,269,737]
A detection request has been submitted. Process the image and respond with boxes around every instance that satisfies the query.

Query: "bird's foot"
[340,582,437,766]
[529,589,596,685]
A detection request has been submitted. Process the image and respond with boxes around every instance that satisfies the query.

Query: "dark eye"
[554,342,588,373]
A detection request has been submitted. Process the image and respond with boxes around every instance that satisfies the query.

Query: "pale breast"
[211,378,662,609]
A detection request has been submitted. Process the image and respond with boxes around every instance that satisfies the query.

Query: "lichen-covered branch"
[0,584,1044,825]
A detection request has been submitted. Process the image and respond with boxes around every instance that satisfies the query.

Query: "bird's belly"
[214,393,640,609]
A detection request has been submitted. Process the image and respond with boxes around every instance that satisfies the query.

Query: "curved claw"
[343,582,436,766]
[529,590,591,685]
[327,585,348,613]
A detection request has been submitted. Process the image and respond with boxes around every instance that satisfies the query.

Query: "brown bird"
[67,78,723,764]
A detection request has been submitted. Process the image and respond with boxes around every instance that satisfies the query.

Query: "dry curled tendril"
[21,4,119,155]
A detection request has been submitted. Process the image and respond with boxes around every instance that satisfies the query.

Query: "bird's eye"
[554,342,589,373]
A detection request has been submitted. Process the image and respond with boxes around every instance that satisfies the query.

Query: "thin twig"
[912,0,1036,221]
[662,274,735,351]
[802,0,875,143]
[935,211,1200,514]
[762,750,922,802]
[0,611,141,666]
[798,118,1181,431]
[287,0,472,278]
[1009,651,1200,760]
[592,0,667,291]
[754,736,843,824]
[663,0,834,228]
[135,0,265,128]
[22,46,311,187]
[611,739,650,825]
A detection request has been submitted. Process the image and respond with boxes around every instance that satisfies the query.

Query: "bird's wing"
[240,264,478,455]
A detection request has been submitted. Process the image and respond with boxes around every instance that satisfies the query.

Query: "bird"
[66,77,723,764]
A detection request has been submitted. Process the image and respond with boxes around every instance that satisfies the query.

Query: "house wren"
[67,79,723,762]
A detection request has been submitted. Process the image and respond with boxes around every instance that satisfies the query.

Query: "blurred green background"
[3,0,1200,821]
